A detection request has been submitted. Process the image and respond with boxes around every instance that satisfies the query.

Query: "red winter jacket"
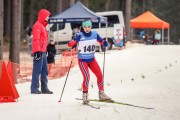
[32,9,50,53]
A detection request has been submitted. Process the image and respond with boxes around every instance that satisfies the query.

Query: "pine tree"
[0,0,4,60]
[125,0,131,40]
[9,0,22,64]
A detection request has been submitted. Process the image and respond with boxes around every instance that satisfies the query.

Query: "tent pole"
[161,28,163,44]
[99,22,101,35]
[168,28,170,45]
[106,23,107,41]
[132,28,134,40]
[162,27,164,45]
[56,23,59,40]
[130,28,132,40]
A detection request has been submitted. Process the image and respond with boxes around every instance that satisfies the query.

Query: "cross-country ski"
[83,103,100,109]
[76,98,154,109]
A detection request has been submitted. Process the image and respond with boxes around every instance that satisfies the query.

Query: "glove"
[68,40,77,47]
[102,40,108,47]
[34,52,41,60]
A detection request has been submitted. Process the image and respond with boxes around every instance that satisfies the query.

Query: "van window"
[50,23,65,32]
[105,15,120,27]
[70,23,82,29]
[92,23,99,29]
[92,15,120,28]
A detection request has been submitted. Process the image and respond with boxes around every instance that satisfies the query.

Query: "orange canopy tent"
[130,11,170,44]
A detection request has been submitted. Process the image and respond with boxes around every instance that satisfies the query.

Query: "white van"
[48,11,125,52]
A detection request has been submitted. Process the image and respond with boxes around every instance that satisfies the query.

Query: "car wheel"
[107,38,113,50]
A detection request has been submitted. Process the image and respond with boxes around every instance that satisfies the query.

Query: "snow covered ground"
[1,44,180,120]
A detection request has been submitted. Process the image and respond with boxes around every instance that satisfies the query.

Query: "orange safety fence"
[0,61,30,84]
[48,49,78,79]
[0,49,78,84]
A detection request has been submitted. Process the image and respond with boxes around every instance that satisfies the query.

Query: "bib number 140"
[84,45,95,52]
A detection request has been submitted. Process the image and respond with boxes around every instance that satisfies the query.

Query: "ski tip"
[58,100,61,103]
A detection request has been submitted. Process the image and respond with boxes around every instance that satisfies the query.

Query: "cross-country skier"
[68,21,111,104]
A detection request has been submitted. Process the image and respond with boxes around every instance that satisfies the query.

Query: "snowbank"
[1,44,180,120]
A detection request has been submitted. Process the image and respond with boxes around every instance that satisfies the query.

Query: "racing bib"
[78,39,97,59]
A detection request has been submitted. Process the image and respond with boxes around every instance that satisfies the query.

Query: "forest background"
[0,0,179,63]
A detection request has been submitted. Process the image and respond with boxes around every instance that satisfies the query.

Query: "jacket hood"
[38,9,51,26]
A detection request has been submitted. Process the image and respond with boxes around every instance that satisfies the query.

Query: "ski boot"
[82,92,89,104]
[99,90,111,101]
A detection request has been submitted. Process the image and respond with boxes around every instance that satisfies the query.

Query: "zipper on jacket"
[41,40,44,51]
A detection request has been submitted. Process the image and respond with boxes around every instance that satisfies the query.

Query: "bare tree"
[21,0,24,36]
[70,0,75,6]
[121,0,126,15]
[81,0,89,7]
[4,0,11,39]
[9,0,22,64]
[105,0,111,11]
[125,0,131,41]
[63,0,71,11]
[0,0,4,60]
[57,0,69,12]
[49,0,56,14]
[29,0,34,27]
[57,0,63,12]
[142,0,145,12]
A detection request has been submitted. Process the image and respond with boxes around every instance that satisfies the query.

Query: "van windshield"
[105,15,120,27]
[50,23,65,32]
[92,15,120,29]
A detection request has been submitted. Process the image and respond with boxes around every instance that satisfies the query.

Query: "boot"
[42,89,53,94]
[31,90,42,94]
[82,92,89,104]
[99,90,111,101]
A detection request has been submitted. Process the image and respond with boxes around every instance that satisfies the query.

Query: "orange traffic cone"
[7,60,20,99]
[0,61,19,102]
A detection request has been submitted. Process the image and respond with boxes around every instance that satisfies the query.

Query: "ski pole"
[102,45,106,82]
[58,50,75,102]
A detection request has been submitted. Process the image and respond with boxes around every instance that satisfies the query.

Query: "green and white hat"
[82,21,92,27]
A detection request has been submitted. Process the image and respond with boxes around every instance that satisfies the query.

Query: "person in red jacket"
[31,9,53,94]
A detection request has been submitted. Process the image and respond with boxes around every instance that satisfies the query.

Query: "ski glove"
[102,40,108,47]
[68,40,77,47]
[34,52,41,60]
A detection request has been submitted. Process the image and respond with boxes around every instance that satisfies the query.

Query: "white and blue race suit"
[75,31,103,62]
